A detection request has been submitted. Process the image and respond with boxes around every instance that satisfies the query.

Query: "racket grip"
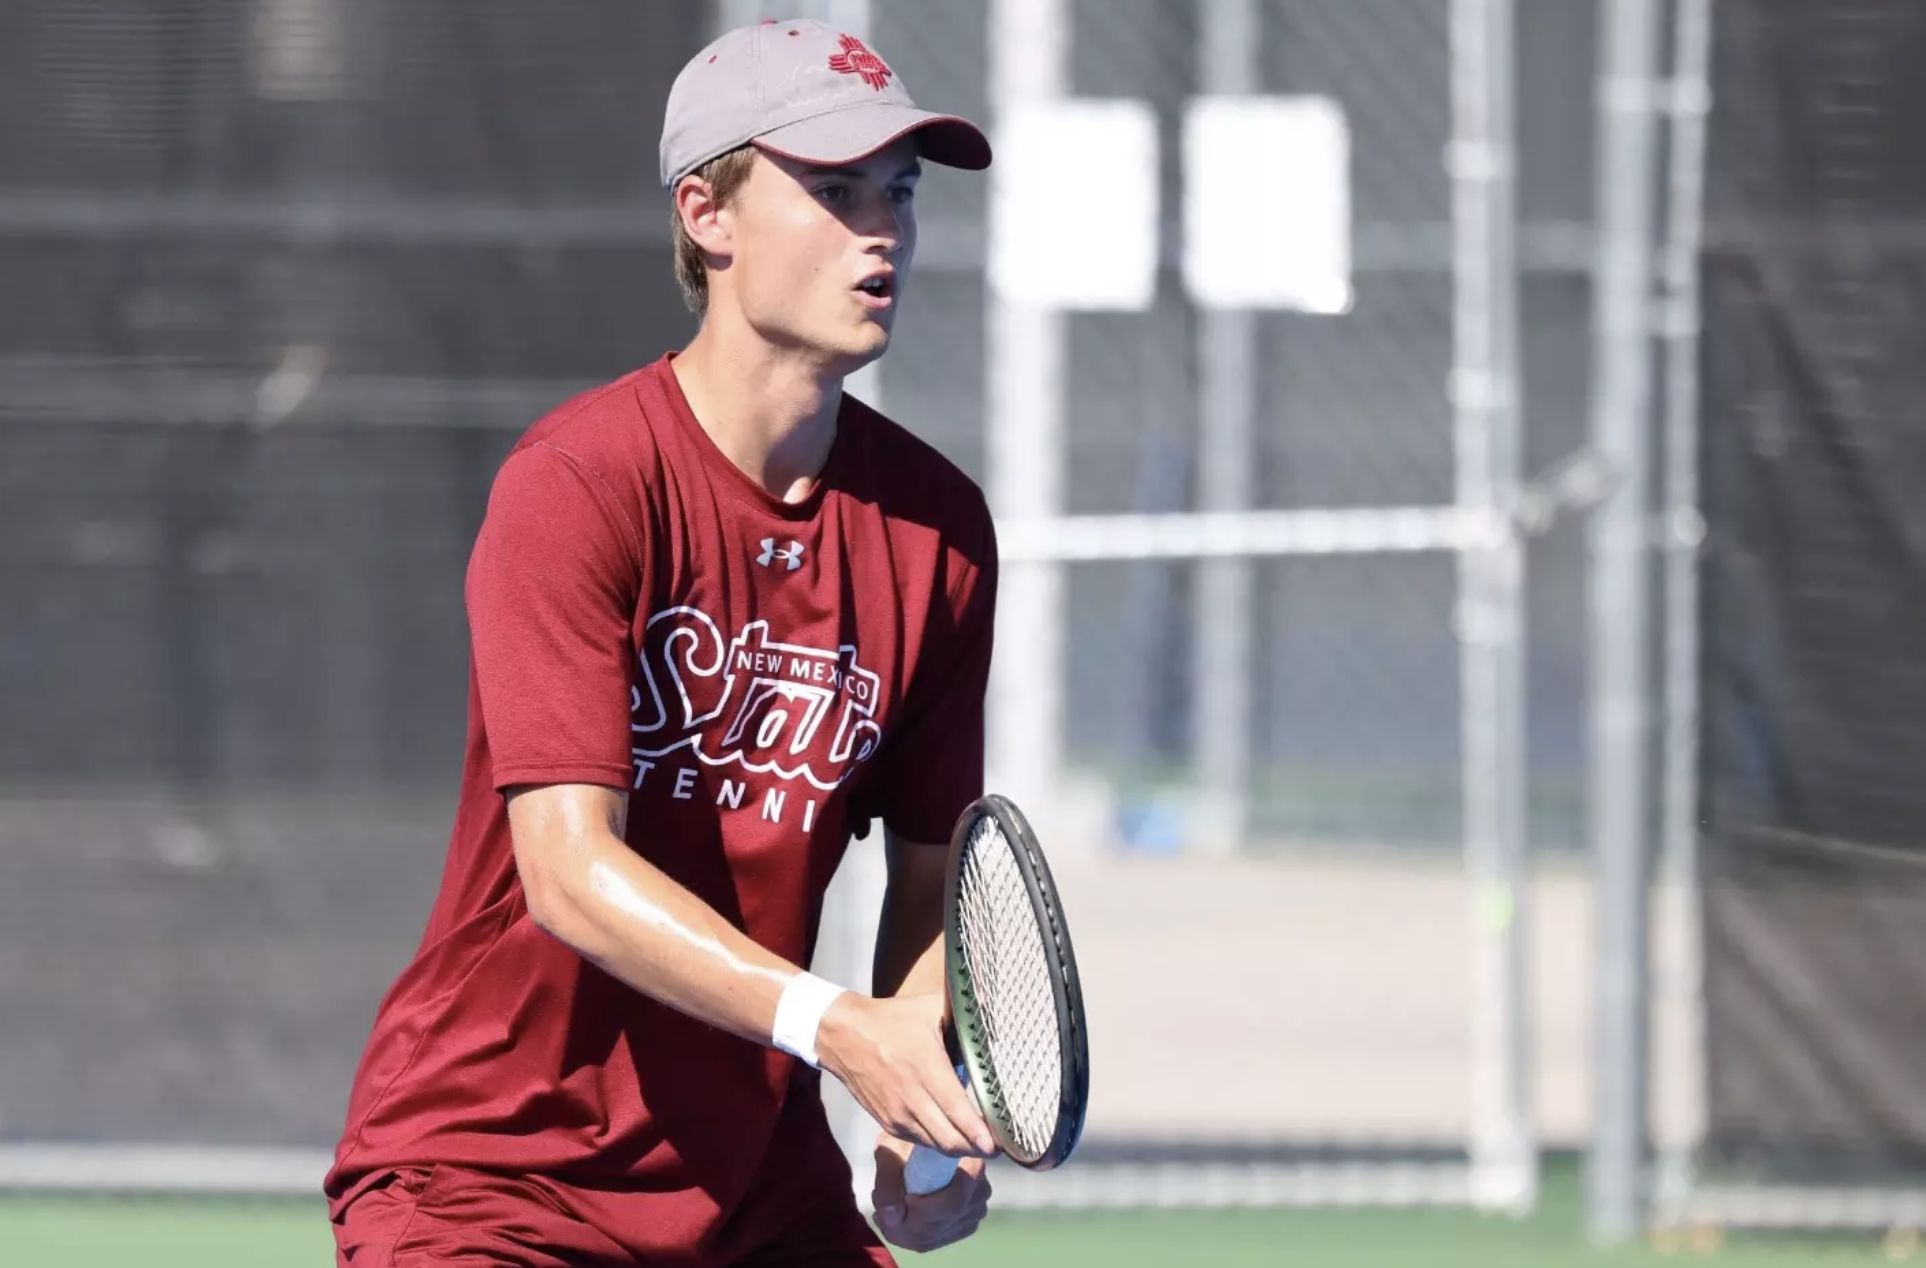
[903,1059,974,1196]
[904,1145,960,1195]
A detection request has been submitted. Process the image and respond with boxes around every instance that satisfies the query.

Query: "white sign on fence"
[1183,94,1353,313]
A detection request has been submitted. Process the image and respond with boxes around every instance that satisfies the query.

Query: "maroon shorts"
[333,1100,894,1268]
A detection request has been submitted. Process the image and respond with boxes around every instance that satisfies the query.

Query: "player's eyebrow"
[800,159,923,182]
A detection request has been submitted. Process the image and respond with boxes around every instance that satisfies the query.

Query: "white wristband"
[772,971,847,1069]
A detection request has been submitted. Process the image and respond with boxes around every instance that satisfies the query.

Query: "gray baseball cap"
[660,18,992,189]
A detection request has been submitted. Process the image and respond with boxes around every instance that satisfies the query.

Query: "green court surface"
[0,1173,1891,1267]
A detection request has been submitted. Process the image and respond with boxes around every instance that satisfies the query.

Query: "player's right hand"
[814,991,998,1159]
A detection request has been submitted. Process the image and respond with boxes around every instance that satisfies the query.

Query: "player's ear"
[674,173,735,258]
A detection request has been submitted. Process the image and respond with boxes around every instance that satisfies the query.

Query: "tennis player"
[327,19,1001,1267]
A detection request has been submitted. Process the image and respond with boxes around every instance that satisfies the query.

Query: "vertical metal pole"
[1651,0,1714,1223]
[811,0,873,38]
[986,0,1068,830]
[1588,0,1665,1244]
[716,0,764,37]
[1190,0,1260,855]
[1450,0,1535,1215]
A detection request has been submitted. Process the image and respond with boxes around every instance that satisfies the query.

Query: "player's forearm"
[873,833,948,998]
[523,822,799,1049]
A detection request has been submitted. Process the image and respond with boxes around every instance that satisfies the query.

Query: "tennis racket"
[903,794,1090,1195]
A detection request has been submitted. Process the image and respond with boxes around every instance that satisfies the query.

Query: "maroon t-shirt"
[326,355,996,1224]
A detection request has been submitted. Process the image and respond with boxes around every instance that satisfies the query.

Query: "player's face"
[727,140,920,372]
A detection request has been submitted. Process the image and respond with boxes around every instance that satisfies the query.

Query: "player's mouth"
[855,271,895,311]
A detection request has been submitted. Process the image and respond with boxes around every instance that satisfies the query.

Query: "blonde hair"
[671,146,760,316]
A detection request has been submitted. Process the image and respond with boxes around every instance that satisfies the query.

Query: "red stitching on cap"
[827,33,891,91]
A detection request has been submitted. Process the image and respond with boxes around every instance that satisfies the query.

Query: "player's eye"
[889,184,917,206]
[815,183,851,206]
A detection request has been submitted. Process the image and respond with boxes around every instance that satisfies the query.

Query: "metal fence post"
[1450,0,1535,1215]
[1587,0,1665,1243]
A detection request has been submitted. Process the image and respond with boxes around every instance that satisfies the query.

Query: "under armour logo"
[758,538,806,571]
[827,34,892,91]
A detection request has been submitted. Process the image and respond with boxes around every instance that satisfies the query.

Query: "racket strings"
[956,817,1063,1161]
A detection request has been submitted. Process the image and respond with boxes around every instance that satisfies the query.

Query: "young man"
[326,19,1002,1268]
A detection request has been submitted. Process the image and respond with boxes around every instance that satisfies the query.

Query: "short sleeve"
[868,507,999,844]
[466,442,642,792]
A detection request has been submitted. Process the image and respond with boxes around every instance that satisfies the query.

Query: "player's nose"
[853,188,909,254]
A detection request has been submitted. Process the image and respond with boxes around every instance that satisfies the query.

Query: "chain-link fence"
[0,0,1653,1219]
[814,0,1608,1210]
[2,0,703,1163]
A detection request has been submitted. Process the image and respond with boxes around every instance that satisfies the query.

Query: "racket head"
[943,794,1090,1172]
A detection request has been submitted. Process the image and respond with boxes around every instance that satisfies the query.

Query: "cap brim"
[753,104,992,172]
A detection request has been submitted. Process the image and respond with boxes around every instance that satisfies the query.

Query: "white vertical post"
[1651,0,1713,1223]
[1191,0,1259,854]
[716,0,764,36]
[1450,0,1535,1214]
[985,0,1068,830]
[810,0,872,36]
[1588,0,1664,1244]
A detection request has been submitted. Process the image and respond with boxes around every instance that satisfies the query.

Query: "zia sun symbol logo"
[827,34,892,91]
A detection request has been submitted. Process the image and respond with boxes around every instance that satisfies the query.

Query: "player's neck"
[672,318,854,505]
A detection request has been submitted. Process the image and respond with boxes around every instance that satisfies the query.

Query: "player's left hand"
[870,1132,993,1253]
